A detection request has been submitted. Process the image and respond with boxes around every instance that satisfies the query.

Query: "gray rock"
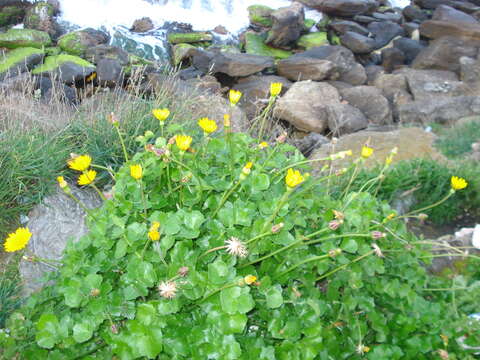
[266,2,305,48]
[367,21,404,49]
[381,47,405,72]
[289,131,329,156]
[0,47,44,81]
[274,80,341,133]
[329,20,370,36]
[327,103,368,136]
[340,31,377,54]
[210,52,274,77]
[84,45,130,66]
[20,186,102,296]
[393,38,425,64]
[24,1,60,39]
[277,56,335,81]
[340,85,393,124]
[97,58,124,87]
[130,17,154,33]
[299,0,378,17]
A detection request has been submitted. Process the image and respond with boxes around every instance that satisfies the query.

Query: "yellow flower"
[57,176,68,189]
[244,275,257,285]
[78,170,97,186]
[223,114,231,127]
[148,229,160,241]
[270,82,282,97]
[198,117,217,134]
[68,154,92,172]
[130,164,143,180]
[4,227,32,252]
[152,108,170,122]
[176,135,193,151]
[285,168,304,188]
[242,162,253,175]
[229,89,242,106]
[451,176,468,191]
[258,141,269,149]
[361,146,374,159]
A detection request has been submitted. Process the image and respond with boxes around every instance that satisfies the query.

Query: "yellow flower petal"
[130,164,143,180]
[175,135,193,151]
[244,275,257,285]
[259,141,269,149]
[67,155,92,172]
[152,108,170,122]
[285,168,304,188]
[148,230,160,241]
[78,170,97,186]
[361,146,374,159]
[4,227,32,252]
[451,176,468,191]
[229,89,242,106]
[223,114,231,127]
[57,176,68,189]
[198,117,217,134]
[270,82,282,97]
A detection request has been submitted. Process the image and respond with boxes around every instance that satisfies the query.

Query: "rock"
[404,22,420,37]
[340,31,377,54]
[233,75,292,117]
[420,20,480,41]
[19,186,102,296]
[0,2,29,27]
[433,4,479,23]
[300,0,378,17]
[32,54,96,84]
[459,56,480,85]
[298,45,367,85]
[372,73,413,113]
[0,47,44,81]
[327,103,368,136]
[277,55,335,81]
[167,32,213,44]
[171,43,196,66]
[353,15,376,24]
[266,2,305,48]
[339,85,393,124]
[381,47,405,72]
[210,52,274,77]
[24,1,59,39]
[178,66,204,80]
[403,5,429,22]
[96,58,124,87]
[191,48,215,73]
[0,28,51,49]
[296,32,329,49]
[213,25,228,35]
[130,17,154,32]
[393,37,425,64]
[274,81,341,133]
[329,20,370,36]
[397,96,480,124]
[184,74,222,95]
[35,76,77,105]
[84,44,130,66]
[412,36,480,74]
[247,5,273,27]
[289,131,329,156]
[309,127,444,170]
[396,68,470,101]
[364,64,385,83]
[58,28,110,57]
[415,0,480,13]
[245,32,292,59]
[372,11,402,22]
[367,21,404,49]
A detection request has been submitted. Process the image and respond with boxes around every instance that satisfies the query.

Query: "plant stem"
[304,233,371,246]
[396,191,453,219]
[114,126,129,163]
[315,250,374,282]
[139,180,148,219]
[91,183,107,201]
[213,181,242,217]
[278,254,329,276]
[240,240,302,268]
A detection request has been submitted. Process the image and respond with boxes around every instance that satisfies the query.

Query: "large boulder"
[266,2,305,48]
[247,5,273,27]
[420,20,480,41]
[58,28,110,57]
[0,1,29,27]
[24,1,59,39]
[245,32,292,59]
[0,47,44,81]
[309,127,445,170]
[327,103,368,136]
[329,20,370,36]
[130,17,154,33]
[32,54,96,84]
[209,52,274,77]
[412,36,480,74]
[298,0,378,17]
[339,85,393,124]
[84,44,130,66]
[0,28,51,49]
[19,186,102,296]
[277,55,335,81]
[273,80,341,133]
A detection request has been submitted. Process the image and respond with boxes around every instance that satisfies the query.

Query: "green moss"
[247,5,273,27]
[128,54,153,66]
[297,32,329,49]
[32,54,94,74]
[0,28,51,49]
[303,19,316,32]
[316,15,331,32]
[245,32,292,60]
[172,43,195,66]
[45,47,61,56]
[0,6,25,27]
[167,32,213,44]
[57,31,87,56]
[0,47,44,74]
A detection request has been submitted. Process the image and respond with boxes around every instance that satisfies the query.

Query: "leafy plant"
[1,123,479,359]
[435,119,480,158]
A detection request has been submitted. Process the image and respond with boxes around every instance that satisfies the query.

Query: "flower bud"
[418,213,428,222]
[178,266,189,277]
[328,248,342,258]
[276,132,287,143]
[328,220,342,231]
[111,324,119,334]
[107,112,119,126]
[271,222,284,233]
[371,231,386,240]
[90,288,100,297]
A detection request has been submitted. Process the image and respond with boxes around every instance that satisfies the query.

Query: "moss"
[57,32,87,56]
[247,5,273,27]
[167,32,213,44]
[45,47,61,56]
[316,15,331,32]
[304,19,316,32]
[172,43,195,66]
[0,6,25,27]
[32,54,94,74]
[128,54,153,66]
[245,32,291,60]
[0,47,44,74]
[297,32,329,49]
[0,28,51,49]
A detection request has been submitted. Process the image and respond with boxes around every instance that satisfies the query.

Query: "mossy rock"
[32,54,95,83]
[247,5,273,27]
[316,15,331,32]
[128,53,153,66]
[58,29,109,57]
[0,5,26,27]
[304,19,316,32]
[45,46,61,56]
[245,32,291,60]
[167,32,213,44]
[297,32,329,49]
[0,47,44,80]
[24,1,55,29]
[172,43,196,66]
[0,28,51,49]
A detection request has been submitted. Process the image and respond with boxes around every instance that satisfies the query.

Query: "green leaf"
[35,314,60,349]
[183,210,205,230]
[164,213,181,235]
[114,239,127,258]
[251,173,270,192]
[208,259,230,284]
[136,303,157,326]
[218,313,247,334]
[265,285,283,309]
[220,286,254,315]
[73,322,94,343]
[341,238,358,253]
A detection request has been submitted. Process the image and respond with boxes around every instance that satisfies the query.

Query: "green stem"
[342,161,360,200]
[397,191,453,219]
[91,183,107,201]
[213,181,242,217]
[139,180,148,219]
[240,240,302,268]
[91,164,116,181]
[201,283,237,303]
[315,250,374,282]
[114,126,129,163]
[278,254,329,276]
[199,245,227,259]
[261,190,291,233]
[65,191,93,218]
[304,233,371,246]
[245,231,272,245]
[258,97,275,140]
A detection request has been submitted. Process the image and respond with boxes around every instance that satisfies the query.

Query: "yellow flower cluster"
[68,154,92,172]
[361,145,374,159]
[152,108,170,122]
[270,82,282,97]
[198,117,217,134]
[176,135,193,151]
[451,176,468,191]
[285,168,304,188]
[78,170,97,186]
[148,221,161,241]
[4,227,32,252]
